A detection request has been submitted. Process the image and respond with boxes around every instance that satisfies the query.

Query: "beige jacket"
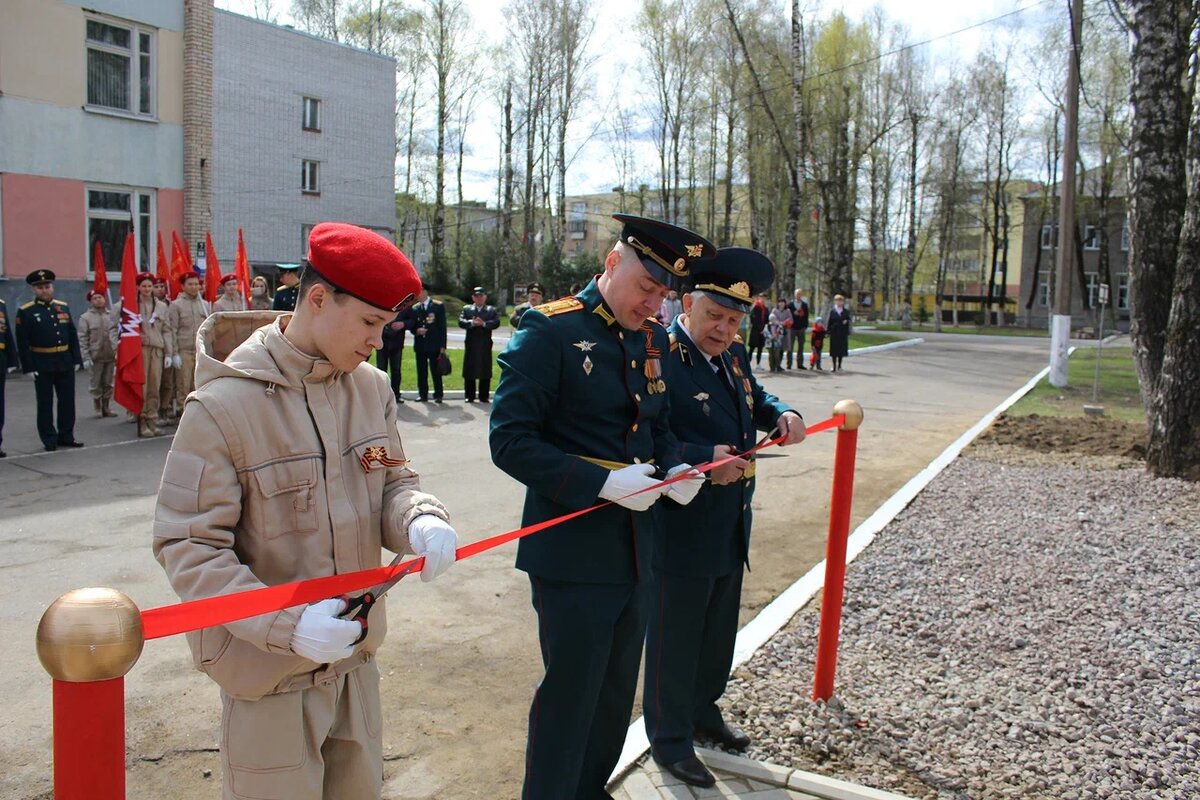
[153,311,449,700]
[166,293,210,353]
[139,297,173,354]
[213,293,247,313]
[77,307,118,362]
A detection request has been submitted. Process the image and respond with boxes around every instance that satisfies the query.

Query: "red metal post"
[813,401,862,701]
[53,677,127,799]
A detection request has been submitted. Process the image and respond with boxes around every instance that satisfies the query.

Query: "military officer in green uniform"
[490,215,715,800]
[644,248,806,787]
[0,294,17,457]
[272,262,302,311]
[15,269,84,451]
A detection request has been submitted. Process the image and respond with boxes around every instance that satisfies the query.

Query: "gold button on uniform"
[630,360,636,369]
[633,457,641,464]
[634,394,641,402]
[631,423,639,432]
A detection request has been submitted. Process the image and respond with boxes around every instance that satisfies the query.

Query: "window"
[1085,272,1100,306]
[303,97,321,131]
[1117,274,1130,309]
[1040,224,1057,250]
[1083,224,1100,250]
[1037,279,1050,308]
[1121,219,1129,252]
[302,160,320,194]
[87,187,155,274]
[86,18,155,117]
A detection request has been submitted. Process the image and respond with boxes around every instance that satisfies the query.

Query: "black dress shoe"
[0,449,6,458]
[57,439,85,448]
[654,754,715,788]
[44,443,57,452]
[696,721,751,750]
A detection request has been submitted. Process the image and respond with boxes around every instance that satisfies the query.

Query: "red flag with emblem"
[170,232,189,299]
[236,229,251,303]
[91,240,110,303]
[156,231,169,289]
[114,232,145,415]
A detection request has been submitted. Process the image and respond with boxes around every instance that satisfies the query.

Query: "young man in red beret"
[165,270,209,415]
[153,222,458,800]
[213,272,247,312]
[77,289,119,418]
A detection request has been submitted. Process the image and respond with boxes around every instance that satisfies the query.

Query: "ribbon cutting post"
[35,400,863,800]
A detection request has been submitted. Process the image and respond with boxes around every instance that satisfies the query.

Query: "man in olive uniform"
[272,262,302,311]
[0,295,17,457]
[16,269,84,451]
[458,286,500,402]
[509,281,544,329]
[411,283,447,403]
[644,248,806,787]
[154,277,177,421]
[489,215,713,800]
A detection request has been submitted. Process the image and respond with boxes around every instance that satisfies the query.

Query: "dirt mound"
[975,413,1147,459]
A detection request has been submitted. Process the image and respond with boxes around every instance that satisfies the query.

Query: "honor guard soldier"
[166,271,210,414]
[16,269,84,451]
[154,222,458,800]
[0,294,17,457]
[644,248,807,788]
[509,281,544,329]
[458,286,500,402]
[411,283,447,403]
[489,215,714,800]
[272,262,302,311]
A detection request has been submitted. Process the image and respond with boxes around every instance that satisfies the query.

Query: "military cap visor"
[276,263,302,271]
[688,247,776,313]
[471,286,487,295]
[26,269,56,285]
[612,213,716,290]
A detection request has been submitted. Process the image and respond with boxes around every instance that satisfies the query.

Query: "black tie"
[711,355,736,399]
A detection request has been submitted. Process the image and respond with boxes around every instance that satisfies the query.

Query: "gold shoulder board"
[733,333,744,344]
[534,297,583,317]
[20,301,35,309]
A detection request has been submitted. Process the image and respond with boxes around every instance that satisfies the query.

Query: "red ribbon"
[139,415,844,640]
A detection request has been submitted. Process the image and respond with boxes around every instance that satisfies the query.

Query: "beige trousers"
[221,660,382,800]
[89,359,115,400]
[159,356,176,417]
[142,345,162,419]
[173,349,196,409]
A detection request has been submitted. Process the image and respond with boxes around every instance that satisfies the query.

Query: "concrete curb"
[699,748,915,800]
[609,359,1056,789]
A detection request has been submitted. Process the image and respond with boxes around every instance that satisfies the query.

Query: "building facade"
[211,10,395,273]
[1018,191,1131,330]
[0,0,188,308]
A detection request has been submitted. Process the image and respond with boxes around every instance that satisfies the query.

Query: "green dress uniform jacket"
[489,279,684,583]
[655,319,792,577]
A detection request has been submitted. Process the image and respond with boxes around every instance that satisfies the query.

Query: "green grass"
[870,321,1049,337]
[377,348,502,393]
[1008,343,1145,421]
[847,332,901,348]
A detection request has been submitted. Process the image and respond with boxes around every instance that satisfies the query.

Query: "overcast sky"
[216,0,1059,203]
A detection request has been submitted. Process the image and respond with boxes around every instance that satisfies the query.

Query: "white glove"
[407,514,458,582]
[163,355,173,369]
[289,598,362,663]
[172,354,183,368]
[598,463,666,512]
[665,463,705,506]
[30,371,39,379]
[82,359,93,370]
[5,366,16,374]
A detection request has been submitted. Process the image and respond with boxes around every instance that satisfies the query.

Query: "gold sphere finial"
[833,399,864,431]
[36,588,144,682]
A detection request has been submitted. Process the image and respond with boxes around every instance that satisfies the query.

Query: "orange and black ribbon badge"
[360,445,408,473]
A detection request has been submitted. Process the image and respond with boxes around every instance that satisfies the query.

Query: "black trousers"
[523,577,649,800]
[414,350,443,400]
[34,369,76,446]
[0,357,7,449]
[375,345,403,398]
[464,377,490,402]
[643,566,744,762]
[789,328,807,367]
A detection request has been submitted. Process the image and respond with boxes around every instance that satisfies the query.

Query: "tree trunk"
[901,111,919,330]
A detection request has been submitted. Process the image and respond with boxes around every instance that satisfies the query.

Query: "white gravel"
[722,455,1200,799]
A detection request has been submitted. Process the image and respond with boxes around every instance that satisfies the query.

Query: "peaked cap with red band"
[306,222,419,312]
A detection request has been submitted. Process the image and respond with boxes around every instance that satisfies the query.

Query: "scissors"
[340,554,424,643]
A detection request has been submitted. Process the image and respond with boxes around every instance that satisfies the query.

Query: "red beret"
[219,273,239,285]
[179,271,200,282]
[136,272,156,284]
[86,289,101,301]
[306,222,419,312]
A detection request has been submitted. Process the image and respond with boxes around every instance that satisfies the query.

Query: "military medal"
[582,356,593,376]
[743,378,753,409]
[643,327,666,395]
[573,341,596,376]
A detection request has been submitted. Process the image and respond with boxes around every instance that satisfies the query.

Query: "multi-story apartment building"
[211,10,396,273]
[0,0,189,309]
[1018,183,1131,330]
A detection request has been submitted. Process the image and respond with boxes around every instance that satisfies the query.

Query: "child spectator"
[767,298,792,373]
[809,316,827,371]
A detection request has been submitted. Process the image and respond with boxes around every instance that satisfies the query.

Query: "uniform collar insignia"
[693,391,709,402]
[573,340,596,352]
[591,301,617,327]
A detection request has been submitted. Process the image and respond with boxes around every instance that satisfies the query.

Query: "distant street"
[2,332,1052,799]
